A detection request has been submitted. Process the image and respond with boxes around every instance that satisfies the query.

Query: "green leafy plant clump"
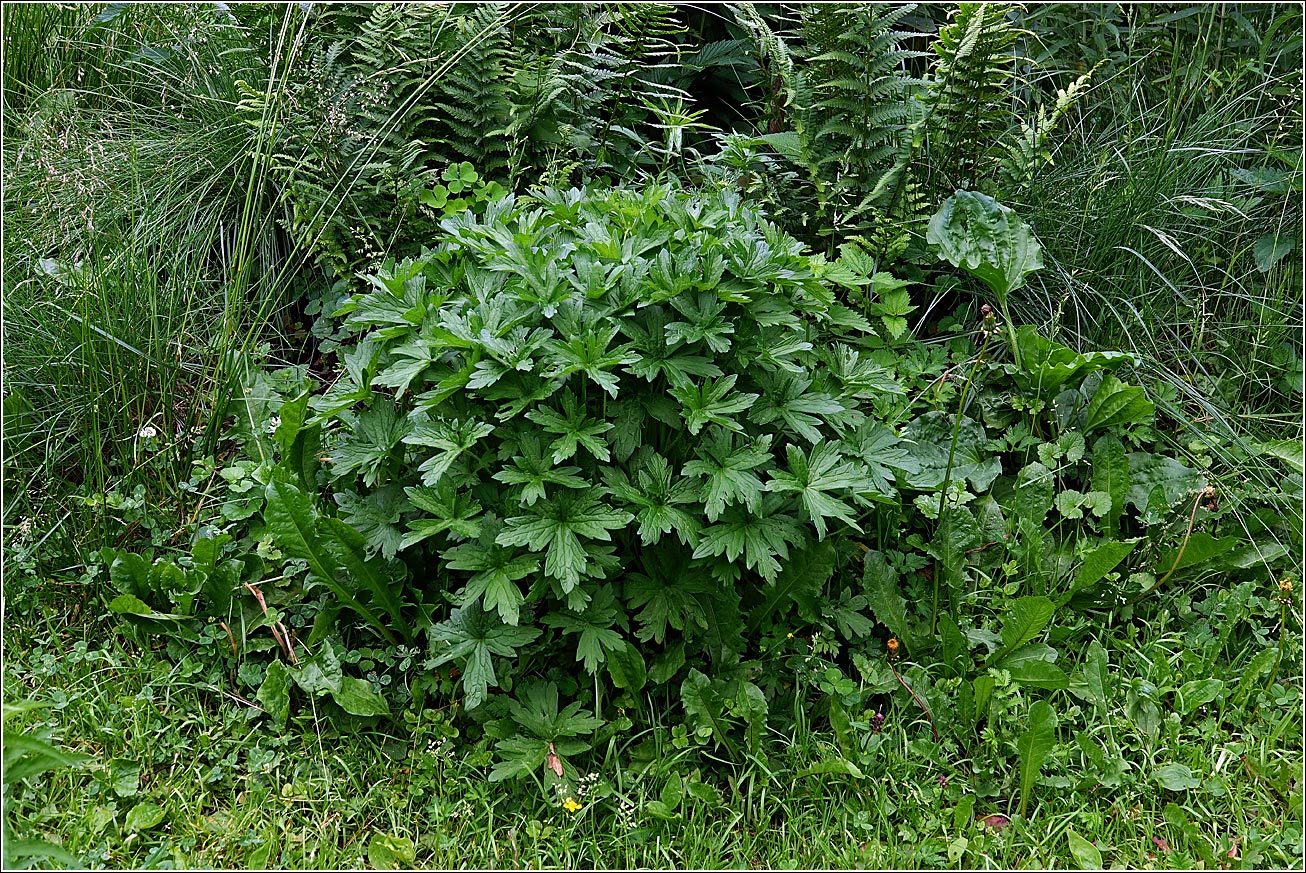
[273,183,919,711]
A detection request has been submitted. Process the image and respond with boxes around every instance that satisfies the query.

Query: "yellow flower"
[786,632,794,639]
[887,638,901,661]
[1276,576,1295,605]
[562,797,583,813]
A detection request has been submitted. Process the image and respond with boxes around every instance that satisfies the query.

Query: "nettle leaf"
[870,281,917,340]
[692,495,804,583]
[334,485,407,560]
[525,391,613,463]
[403,417,495,486]
[765,442,865,540]
[545,323,634,398]
[443,523,537,626]
[427,604,542,709]
[492,433,588,507]
[670,374,759,435]
[926,190,1043,302]
[542,585,625,674]
[330,398,412,487]
[497,491,633,592]
[749,372,845,444]
[625,546,711,643]
[400,482,483,550]
[603,452,701,546]
[666,291,735,353]
[682,429,773,522]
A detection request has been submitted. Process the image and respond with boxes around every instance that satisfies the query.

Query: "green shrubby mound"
[275,183,919,711]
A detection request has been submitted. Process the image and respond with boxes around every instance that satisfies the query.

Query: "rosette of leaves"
[287,183,921,710]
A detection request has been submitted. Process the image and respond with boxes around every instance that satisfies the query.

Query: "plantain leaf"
[1091,435,1130,535]
[1084,373,1154,433]
[1065,829,1103,870]
[1013,462,1055,528]
[1156,532,1240,575]
[1060,538,1140,606]
[926,190,1043,302]
[606,641,648,694]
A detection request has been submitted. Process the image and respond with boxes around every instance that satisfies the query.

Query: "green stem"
[1125,489,1204,606]
[889,658,939,742]
[931,329,993,635]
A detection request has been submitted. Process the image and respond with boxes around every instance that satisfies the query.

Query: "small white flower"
[138,425,158,440]
[266,415,281,434]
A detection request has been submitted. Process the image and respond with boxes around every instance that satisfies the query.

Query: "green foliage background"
[2,2,1301,868]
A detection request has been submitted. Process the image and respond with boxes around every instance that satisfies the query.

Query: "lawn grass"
[5,585,1301,870]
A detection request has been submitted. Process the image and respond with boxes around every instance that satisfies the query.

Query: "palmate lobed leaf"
[692,495,805,583]
[492,433,588,506]
[403,417,496,486]
[670,374,759,435]
[765,442,865,540]
[399,482,483,550]
[443,525,538,626]
[544,324,636,398]
[525,391,613,463]
[497,491,633,592]
[291,183,941,711]
[682,428,772,521]
[625,546,712,644]
[428,604,542,709]
[602,453,701,546]
[542,586,626,674]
